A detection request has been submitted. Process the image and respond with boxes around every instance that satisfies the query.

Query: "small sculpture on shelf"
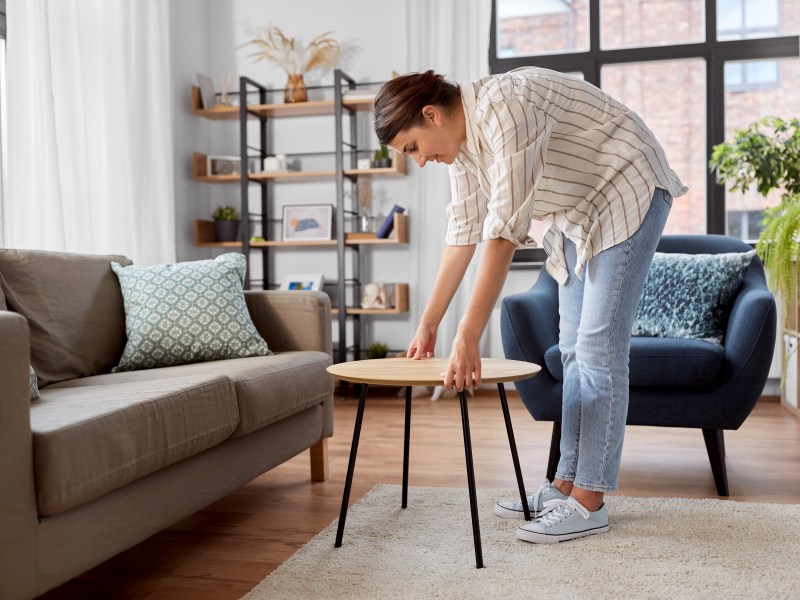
[212,205,240,242]
[239,26,341,103]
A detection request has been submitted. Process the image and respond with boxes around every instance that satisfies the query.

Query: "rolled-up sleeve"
[445,159,485,246]
[480,98,549,249]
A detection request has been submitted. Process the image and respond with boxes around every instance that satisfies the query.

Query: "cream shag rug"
[242,484,800,599]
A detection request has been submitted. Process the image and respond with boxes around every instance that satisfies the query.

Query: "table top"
[326,357,540,386]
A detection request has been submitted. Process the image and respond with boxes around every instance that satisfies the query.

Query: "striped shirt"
[447,67,688,285]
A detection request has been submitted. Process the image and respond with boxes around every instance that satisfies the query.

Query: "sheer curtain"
[405,0,492,395]
[6,0,175,264]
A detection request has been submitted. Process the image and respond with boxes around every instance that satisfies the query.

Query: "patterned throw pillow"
[111,253,271,372]
[632,250,756,346]
[29,365,40,401]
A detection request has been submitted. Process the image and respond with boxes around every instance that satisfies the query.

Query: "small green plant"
[366,341,390,359]
[373,145,390,163]
[212,205,240,221]
[709,116,800,301]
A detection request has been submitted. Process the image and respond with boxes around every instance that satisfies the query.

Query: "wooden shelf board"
[250,170,336,182]
[191,87,375,120]
[345,237,405,246]
[251,240,338,247]
[332,308,409,316]
[196,242,242,248]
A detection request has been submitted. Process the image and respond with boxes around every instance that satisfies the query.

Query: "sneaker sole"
[494,503,537,520]
[516,524,609,544]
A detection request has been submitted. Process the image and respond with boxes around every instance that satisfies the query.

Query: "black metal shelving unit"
[223,69,408,394]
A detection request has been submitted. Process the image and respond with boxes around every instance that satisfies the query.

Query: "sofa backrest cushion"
[0,249,132,386]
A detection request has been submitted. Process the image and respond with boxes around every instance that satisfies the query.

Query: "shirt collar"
[459,82,481,158]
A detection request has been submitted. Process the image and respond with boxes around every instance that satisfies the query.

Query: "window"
[496,0,589,57]
[717,0,780,40]
[491,0,800,257]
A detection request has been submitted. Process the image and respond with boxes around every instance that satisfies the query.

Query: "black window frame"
[492,0,799,266]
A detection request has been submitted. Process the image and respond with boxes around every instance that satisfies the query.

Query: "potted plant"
[212,205,241,242]
[372,145,392,169]
[366,341,390,359]
[239,27,340,104]
[709,116,800,309]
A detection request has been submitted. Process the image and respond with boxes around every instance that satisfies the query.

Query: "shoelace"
[536,498,590,527]
[517,478,553,510]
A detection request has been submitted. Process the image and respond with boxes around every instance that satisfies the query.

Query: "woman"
[373,68,687,544]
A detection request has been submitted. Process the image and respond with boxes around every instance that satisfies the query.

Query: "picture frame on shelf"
[279,273,324,291]
[283,204,334,241]
[196,73,216,109]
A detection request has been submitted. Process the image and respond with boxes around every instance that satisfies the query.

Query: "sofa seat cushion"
[32,375,238,516]
[47,351,333,437]
[543,337,725,388]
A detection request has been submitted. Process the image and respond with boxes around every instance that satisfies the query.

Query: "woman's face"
[389,105,465,167]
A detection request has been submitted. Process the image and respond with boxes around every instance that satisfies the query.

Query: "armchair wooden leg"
[310,438,329,482]
[702,429,729,496]
[546,422,561,482]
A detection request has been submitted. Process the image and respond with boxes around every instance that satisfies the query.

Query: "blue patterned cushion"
[29,365,40,401]
[111,253,271,372]
[632,250,756,346]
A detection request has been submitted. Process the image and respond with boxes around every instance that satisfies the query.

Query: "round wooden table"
[327,357,540,569]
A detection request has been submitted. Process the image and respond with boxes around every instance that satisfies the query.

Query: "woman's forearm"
[421,243,477,328]
[457,238,516,340]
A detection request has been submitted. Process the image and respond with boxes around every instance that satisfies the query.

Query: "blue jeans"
[555,188,672,492]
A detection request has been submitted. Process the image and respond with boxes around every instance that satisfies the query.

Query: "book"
[377,205,405,239]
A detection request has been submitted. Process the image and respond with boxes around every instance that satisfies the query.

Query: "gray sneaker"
[516,497,609,544]
[494,479,568,520]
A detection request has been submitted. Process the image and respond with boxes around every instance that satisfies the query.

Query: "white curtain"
[405,0,493,363]
[6,0,175,265]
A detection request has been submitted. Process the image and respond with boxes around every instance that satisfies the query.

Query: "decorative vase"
[214,220,240,243]
[284,74,308,103]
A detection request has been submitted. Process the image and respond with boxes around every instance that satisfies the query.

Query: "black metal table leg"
[498,383,531,521]
[335,383,369,548]
[459,390,483,569]
[402,385,412,509]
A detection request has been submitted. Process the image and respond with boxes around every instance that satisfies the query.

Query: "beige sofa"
[0,249,334,599]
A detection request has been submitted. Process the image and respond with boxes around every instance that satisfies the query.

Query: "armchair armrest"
[0,311,37,598]
[245,290,332,357]
[710,284,777,429]
[501,278,560,366]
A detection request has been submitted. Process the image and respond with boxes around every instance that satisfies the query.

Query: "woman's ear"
[422,105,442,126]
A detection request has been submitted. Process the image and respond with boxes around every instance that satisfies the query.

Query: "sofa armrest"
[0,311,37,598]
[245,290,332,356]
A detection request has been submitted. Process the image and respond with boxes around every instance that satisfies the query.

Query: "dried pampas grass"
[240,26,340,75]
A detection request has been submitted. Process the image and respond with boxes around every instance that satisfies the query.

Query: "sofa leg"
[702,429,729,496]
[310,438,329,482]
[546,422,561,482]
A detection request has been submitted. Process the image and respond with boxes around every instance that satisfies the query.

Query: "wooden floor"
[43,389,800,600]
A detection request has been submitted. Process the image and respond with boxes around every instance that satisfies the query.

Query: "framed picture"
[283,204,334,241]
[280,273,324,291]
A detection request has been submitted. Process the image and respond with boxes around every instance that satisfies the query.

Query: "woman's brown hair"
[373,70,461,146]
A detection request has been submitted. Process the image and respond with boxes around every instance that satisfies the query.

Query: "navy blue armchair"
[501,235,777,496]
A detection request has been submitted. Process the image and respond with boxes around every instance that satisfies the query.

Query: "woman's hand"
[407,323,438,359]
[442,330,482,392]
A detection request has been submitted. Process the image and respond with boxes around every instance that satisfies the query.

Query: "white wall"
[168,0,542,357]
